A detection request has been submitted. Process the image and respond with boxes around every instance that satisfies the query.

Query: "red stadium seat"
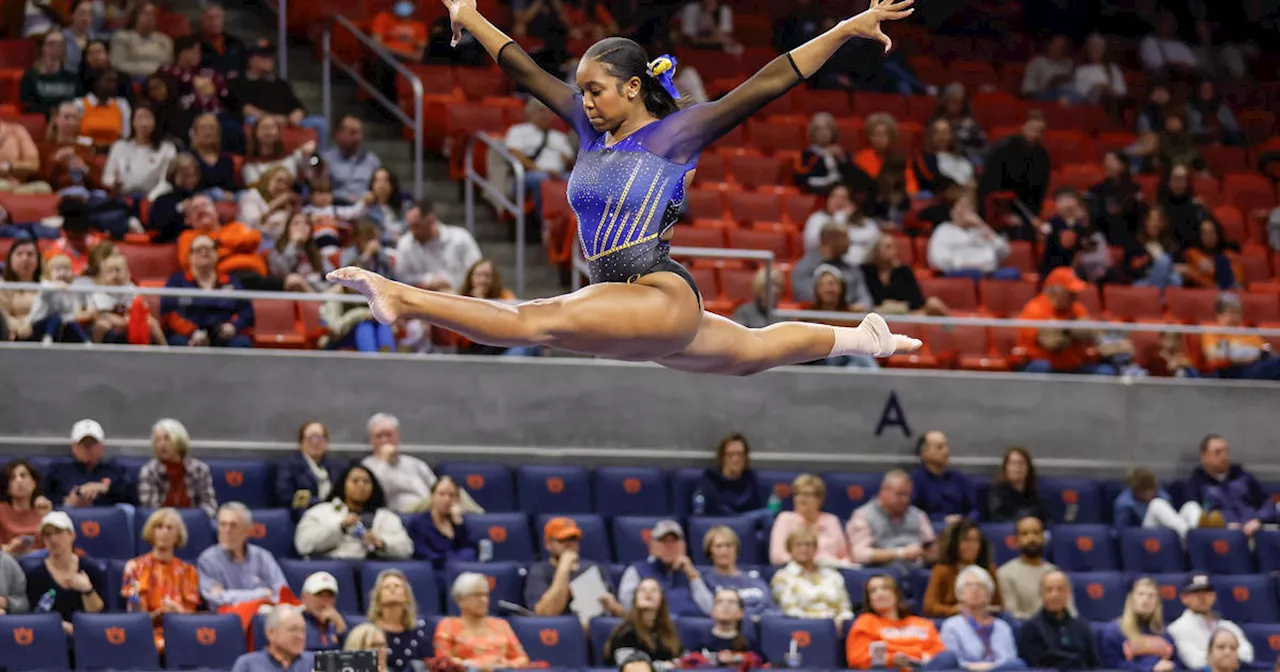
[726,228,790,261]
[688,267,720,299]
[948,61,998,91]
[1165,288,1220,324]
[1213,206,1247,245]
[1059,164,1106,192]
[726,155,786,190]
[116,244,180,284]
[706,124,747,153]
[1103,285,1164,321]
[1194,175,1222,208]
[1003,240,1038,278]
[1201,145,1250,175]
[1043,131,1094,165]
[671,227,726,249]
[719,268,757,306]
[917,277,979,313]
[0,40,35,69]
[885,324,940,369]
[795,90,852,117]
[852,92,908,119]
[782,193,818,228]
[971,92,1025,130]
[694,153,729,186]
[1223,173,1276,214]
[1077,285,1103,316]
[0,194,58,222]
[726,191,784,226]
[980,279,1038,318]
[457,68,508,100]
[685,189,726,220]
[250,300,306,348]
[927,324,1009,372]
[747,119,806,155]
[1235,246,1274,285]
[1242,292,1280,325]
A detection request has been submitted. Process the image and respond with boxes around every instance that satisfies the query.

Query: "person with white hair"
[231,605,314,672]
[196,503,288,609]
[938,565,1026,671]
[433,572,530,669]
[361,413,482,514]
[504,97,575,217]
[137,418,218,517]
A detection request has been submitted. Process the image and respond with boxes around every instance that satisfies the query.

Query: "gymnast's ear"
[623,76,643,100]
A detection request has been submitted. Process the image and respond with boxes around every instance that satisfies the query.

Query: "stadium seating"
[758,616,840,668]
[0,613,69,672]
[594,467,671,517]
[517,465,593,515]
[463,513,536,562]
[1049,524,1118,572]
[66,507,133,560]
[279,559,360,613]
[162,614,247,670]
[1068,571,1128,622]
[73,613,160,670]
[437,463,516,512]
[510,615,590,668]
[1187,529,1255,575]
[361,560,442,615]
[1117,527,1186,574]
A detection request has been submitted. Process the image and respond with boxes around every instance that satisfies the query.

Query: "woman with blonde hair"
[238,165,298,240]
[605,578,684,669]
[768,473,851,565]
[433,572,530,669]
[861,234,947,316]
[367,569,432,672]
[770,527,854,626]
[731,266,785,329]
[121,507,201,651]
[702,525,780,620]
[1100,578,1178,672]
[344,623,389,672]
[137,419,217,517]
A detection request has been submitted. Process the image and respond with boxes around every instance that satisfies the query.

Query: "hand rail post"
[321,26,331,128]
[278,0,288,78]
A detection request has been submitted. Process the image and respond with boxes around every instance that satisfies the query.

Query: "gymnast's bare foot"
[327,267,401,325]
[860,312,923,357]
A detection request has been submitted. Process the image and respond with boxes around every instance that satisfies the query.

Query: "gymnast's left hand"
[441,0,479,48]
[844,0,915,53]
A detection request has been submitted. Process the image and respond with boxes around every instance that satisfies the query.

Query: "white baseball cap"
[70,419,105,444]
[40,511,75,533]
[302,571,339,595]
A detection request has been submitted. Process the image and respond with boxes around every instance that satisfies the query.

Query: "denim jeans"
[1133,253,1183,292]
[1024,359,1117,376]
[335,320,396,352]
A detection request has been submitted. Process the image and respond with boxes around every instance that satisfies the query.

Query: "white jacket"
[1167,611,1253,669]
[927,222,1010,274]
[294,500,413,560]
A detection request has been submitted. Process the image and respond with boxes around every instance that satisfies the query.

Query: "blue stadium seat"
[671,468,704,517]
[206,459,274,509]
[1118,528,1185,573]
[133,507,216,561]
[362,561,441,615]
[595,467,670,517]
[516,465,592,514]
[1099,481,1126,523]
[838,567,881,607]
[980,523,1020,566]
[247,508,295,559]
[72,613,159,670]
[610,516,667,564]
[107,559,127,611]
[0,613,70,671]
[462,513,535,562]
[1140,572,1190,623]
[278,559,359,613]
[437,463,515,512]
[1068,571,1128,622]
[115,456,150,475]
[588,617,622,665]
[688,515,761,566]
[1050,525,1118,571]
[1187,529,1254,574]
[821,473,881,521]
[678,616,759,654]
[1242,623,1280,666]
[66,507,133,559]
[534,514,611,563]
[509,616,589,668]
[162,613,246,670]
[758,616,840,668]
[754,470,800,510]
[1041,477,1104,524]
[444,561,523,615]
[1255,530,1280,574]
[1212,575,1279,623]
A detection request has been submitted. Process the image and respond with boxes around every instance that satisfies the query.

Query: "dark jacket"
[987,482,1047,523]
[1019,608,1100,671]
[696,468,764,516]
[1185,464,1277,525]
[978,134,1052,218]
[275,452,342,510]
[44,458,135,506]
[407,513,477,571]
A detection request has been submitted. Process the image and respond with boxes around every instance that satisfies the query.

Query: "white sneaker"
[41,335,53,346]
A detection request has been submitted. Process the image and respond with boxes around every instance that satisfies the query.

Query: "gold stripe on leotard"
[583,231,661,261]
[588,193,615,255]
[626,176,669,247]
[594,160,643,256]
[610,171,662,251]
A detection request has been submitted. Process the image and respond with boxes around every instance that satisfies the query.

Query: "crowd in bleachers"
[2,418,1280,671]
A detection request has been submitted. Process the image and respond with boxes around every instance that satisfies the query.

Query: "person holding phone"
[847,574,953,670]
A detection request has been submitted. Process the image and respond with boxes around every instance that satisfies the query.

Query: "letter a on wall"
[875,391,911,437]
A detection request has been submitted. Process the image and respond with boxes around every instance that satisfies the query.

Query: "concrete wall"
[2,344,1278,476]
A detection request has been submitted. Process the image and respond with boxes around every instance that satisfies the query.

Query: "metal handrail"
[773,308,1280,337]
[322,14,424,198]
[260,0,288,77]
[571,244,778,309]
[464,132,527,297]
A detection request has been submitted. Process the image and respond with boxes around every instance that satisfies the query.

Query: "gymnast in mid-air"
[329,0,923,375]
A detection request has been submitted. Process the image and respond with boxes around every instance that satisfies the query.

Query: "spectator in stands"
[1022,35,1081,104]
[855,114,918,196]
[1,459,50,555]
[846,574,951,670]
[1115,467,1208,536]
[796,114,869,197]
[102,106,177,199]
[1090,151,1144,246]
[322,116,381,205]
[364,169,408,242]
[197,5,246,76]
[46,418,134,507]
[1115,205,1183,291]
[862,235,948,316]
[276,421,340,513]
[0,240,41,342]
[189,113,238,192]
[175,195,268,280]
[0,548,27,614]
[997,515,1062,620]
[939,566,1024,671]
[912,430,979,523]
[505,99,575,219]
[231,605,314,672]
[25,510,106,633]
[45,206,102,275]
[395,200,483,292]
[1148,112,1204,176]
[164,35,234,119]
[1187,434,1277,533]
[913,118,975,194]
[1016,267,1113,375]
[407,476,478,570]
[606,578,684,667]
[1139,12,1198,75]
[1187,80,1242,147]
[231,41,328,148]
[198,502,288,610]
[20,0,60,38]
[243,115,316,185]
[1169,574,1254,669]
[122,507,201,651]
[301,181,367,251]
[369,3,429,106]
[1135,81,1174,137]
[1074,34,1126,112]
[0,117,48,195]
[80,39,131,102]
[434,572,531,668]
[793,224,872,308]
[796,266,878,367]
[682,588,759,664]
[987,447,1046,523]
[163,234,255,348]
[1200,296,1280,377]
[110,1,173,80]
[731,267,783,329]
[296,463,413,560]
[923,520,1003,617]
[1018,571,1098,670]
[802,184,881,265]
[86,253,164,344]
[770,473,851,566]
[848,469,935,571]
[978,110,1050,237]
[38,103,100,193]
[20,31,83,118]
[362,413,447,513]
[1148,331,1199,378]
[526,517,624,616]
[146,153,201,243]
[1157,163,1206,248]
[1192,20,1251,84]
[927,192,1019,280]
[138,418,217,517]
[619,519,712,617]
[702,525,780,620]
[238,166,297,243]
[342,624,386,669]
[1205,630,1246,672]
[62,1,101,72]
[679,0,739,53]
[1100,578,1178,672]
[771,527,854,626]
[1183,221,1242,291]
[323,280,396,352]
[934,84,987,166]
[450,259,542,356]
[367,568,433,672]
[269,214,335,293]
[298,571,348,650]
[695,433,763,516]
[1040,188,1109,282]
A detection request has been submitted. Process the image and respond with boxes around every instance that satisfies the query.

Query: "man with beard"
[996,514,1067,620]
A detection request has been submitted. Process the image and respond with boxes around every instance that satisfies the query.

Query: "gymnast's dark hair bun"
[584,37,680,119]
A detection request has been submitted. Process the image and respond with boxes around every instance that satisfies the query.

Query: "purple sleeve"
[496,42,596,142]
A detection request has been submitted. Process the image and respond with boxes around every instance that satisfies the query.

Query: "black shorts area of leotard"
[633,256,701,307]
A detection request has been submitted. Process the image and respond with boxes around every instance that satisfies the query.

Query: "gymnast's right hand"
[441,0,478,47]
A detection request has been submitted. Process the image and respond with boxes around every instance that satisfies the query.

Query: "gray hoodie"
[0,551,29,613]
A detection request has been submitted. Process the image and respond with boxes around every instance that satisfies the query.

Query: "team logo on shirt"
[879,625,933,640]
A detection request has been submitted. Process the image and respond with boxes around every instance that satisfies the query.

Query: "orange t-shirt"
[46,233,104,275]
[177,222,267,277]
[855,148,920,196]
[371,12,428,58]
[78,96,127,148]
[1017,293,1092,372]
[846,613,945,669]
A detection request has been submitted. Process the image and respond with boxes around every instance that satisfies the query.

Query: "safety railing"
[258,0,288,78]
[772,308,1280,337]
[322,15,424,199]
[464,132,527,298]
[571,245,779,308]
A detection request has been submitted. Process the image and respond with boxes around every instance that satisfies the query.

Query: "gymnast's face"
[576,58,642,133]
